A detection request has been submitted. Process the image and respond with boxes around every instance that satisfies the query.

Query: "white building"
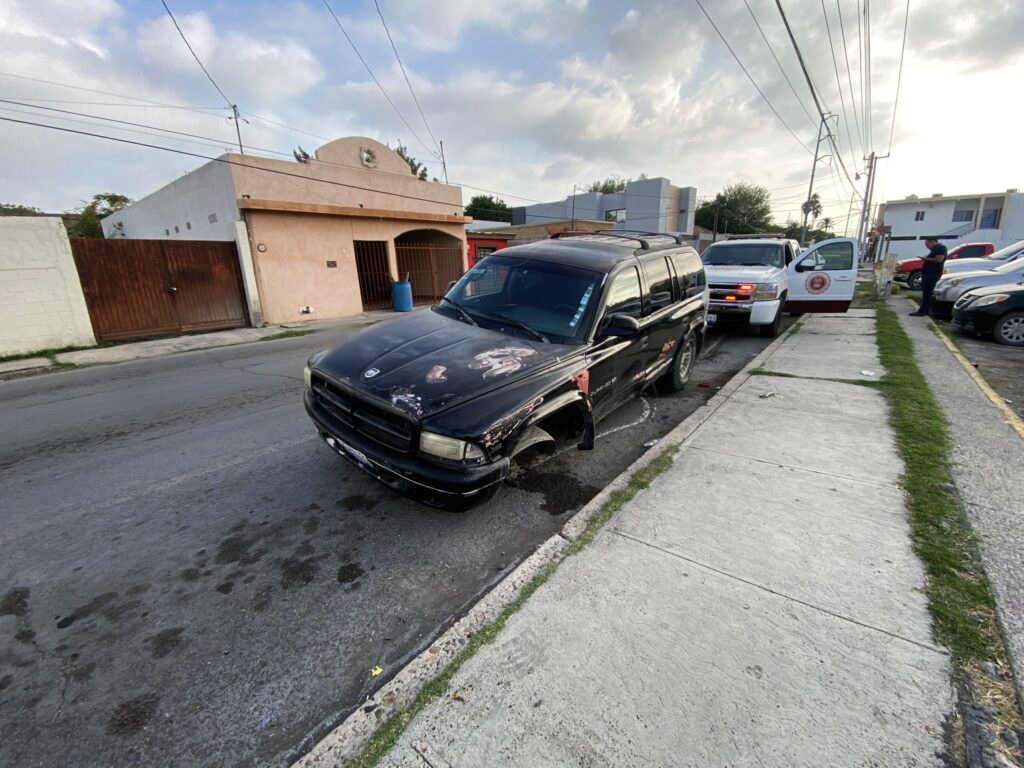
[880,188,1024,258]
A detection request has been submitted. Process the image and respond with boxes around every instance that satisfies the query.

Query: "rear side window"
[957,245,985,258]
[641,257,674,313]
[604,267,642,318]
[670,251,706,298]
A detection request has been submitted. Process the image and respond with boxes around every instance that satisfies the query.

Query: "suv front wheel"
[664,332,696,391]
[759,303,782,338]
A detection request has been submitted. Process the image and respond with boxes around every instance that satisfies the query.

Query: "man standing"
[910,237,947,316]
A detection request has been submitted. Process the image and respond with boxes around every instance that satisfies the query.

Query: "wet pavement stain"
[0,674,12,692]
[304,516,320,535]
[215,534,266,566]
[0,587,29,617]
[180,567,201,582]
[279,557,319,589]
[146,627,185,659]
[215,582,234,595]
[56,592,119,630]
[336,562,365,585]
[69,661,96,683]
[106,693,161,737]
[340,494,381,511]
[520,471,601,516]
[253,587,272,613]
[295,540,315,556]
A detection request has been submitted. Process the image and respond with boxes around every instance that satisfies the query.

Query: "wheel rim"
[1000,316,1024,343]
[678,339,694,381]
[910,274,921,289]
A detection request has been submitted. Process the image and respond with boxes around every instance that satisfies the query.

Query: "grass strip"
[874,302,1000,662]
[258,329,318,342]
[348,445,680,767]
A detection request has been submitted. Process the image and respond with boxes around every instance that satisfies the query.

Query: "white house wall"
[0,217,96,356]
[101,160,239,241]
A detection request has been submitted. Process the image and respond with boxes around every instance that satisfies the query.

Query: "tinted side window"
[815,241,855,270]
[642,257,674,313]
[604,267,642,318]
[670,252,705,298]
[958,245,984,258]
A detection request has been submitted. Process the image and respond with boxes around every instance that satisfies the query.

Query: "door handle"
[168,286,178,293]
[640,335,649,347]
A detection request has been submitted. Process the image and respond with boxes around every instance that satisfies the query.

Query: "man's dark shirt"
[922,243,948,277]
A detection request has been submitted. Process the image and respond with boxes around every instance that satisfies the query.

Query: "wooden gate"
[353,240,393,310]
[395,243,464,304]
[71,239,249,342]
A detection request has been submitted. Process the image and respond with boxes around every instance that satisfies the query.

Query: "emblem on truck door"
[806,273,831,294]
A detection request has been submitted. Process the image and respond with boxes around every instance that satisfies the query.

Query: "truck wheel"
[994,312,1024,346]
[908,270,923,290]
[759,305,782,338]
[665,332,696,391]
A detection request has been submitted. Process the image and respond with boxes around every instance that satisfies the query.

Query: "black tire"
[759,304,782,338]
[993,312,1024,347]
[908,270,923,291]
[665,332,697,391]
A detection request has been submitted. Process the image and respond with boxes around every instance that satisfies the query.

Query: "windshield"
[439,255,603,343]
[983,241,1024,260]
[701,243,784,268]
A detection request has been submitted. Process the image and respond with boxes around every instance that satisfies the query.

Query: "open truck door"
[784,237,858,313]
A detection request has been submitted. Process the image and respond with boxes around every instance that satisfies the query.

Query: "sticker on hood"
[468,347,537,380]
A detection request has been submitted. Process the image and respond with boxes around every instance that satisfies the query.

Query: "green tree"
[586,175,627,194]
[801,193,823,222]
[66,192,131,238]
[394,142,428,181]
[464,194,512,223]
[694,183,773,235]
[0,203,43,216]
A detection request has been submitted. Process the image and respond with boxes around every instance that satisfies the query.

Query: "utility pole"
[801,113,838,245]
[570,184,577,230]
[712,204,720,242]
[856,152,888,252]
[230,104,244,154]
[439,140,449,184]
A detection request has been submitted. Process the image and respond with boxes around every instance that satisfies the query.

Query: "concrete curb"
[292,324,799,768]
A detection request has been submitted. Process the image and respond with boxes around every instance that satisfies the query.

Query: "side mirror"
[598,313,640,339]
[795,260,816,273]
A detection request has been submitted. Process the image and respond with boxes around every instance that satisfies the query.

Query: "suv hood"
[312,309,576,421]
[944,257,1004,272]
[703,265,781,283]
[942,269,1005,283]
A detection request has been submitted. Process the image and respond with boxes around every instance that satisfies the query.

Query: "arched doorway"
[394,229,465,305]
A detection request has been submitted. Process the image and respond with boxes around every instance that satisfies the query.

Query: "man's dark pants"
[920,272,939,314]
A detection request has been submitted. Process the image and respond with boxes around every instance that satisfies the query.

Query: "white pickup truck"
[701,237,860,336]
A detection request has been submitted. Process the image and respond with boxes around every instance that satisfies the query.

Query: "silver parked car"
[931,257,1024,318]
[940,240,1024,276]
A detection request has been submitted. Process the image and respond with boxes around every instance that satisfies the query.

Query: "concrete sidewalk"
[375,311,956,767]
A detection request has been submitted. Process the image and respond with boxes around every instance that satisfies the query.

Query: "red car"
[895,242,994,289]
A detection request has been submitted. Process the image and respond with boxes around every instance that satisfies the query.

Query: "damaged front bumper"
[304,389,509,511]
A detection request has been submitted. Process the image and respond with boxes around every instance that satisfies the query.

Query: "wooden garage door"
[71,239,249,342]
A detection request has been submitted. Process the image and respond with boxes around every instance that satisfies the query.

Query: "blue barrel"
[391,280,413,312]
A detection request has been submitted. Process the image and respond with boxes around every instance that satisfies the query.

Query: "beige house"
[103,137,469,325]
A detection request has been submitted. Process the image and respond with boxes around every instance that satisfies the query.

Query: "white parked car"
[701,237,859,336]
[932,257,1024,318]
[940,240,1024,275]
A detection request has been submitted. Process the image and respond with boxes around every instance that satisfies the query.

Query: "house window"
[208,213,218,224]
[605,209,626,223]
[476,246,497,259]
[980,208,1001,228]
[174,225,180,233]
[164,229,170,236]
[914,211,925,221]
[952,210,974,222]
[186,221,192,230]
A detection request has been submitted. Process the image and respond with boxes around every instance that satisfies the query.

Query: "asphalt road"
[0,317,787,767]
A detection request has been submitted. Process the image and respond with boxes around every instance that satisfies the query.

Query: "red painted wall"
[467,236,512,266]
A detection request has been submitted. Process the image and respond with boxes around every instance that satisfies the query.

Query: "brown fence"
[71,238,248,342]
[395,243,464,304]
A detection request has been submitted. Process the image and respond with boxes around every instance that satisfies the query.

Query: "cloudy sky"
[1,0,1021,232]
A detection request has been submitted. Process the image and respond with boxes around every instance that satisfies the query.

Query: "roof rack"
[722,233,789,240]
[552,229,688,250]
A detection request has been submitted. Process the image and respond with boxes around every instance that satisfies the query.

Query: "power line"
[693,0,813,155]
[321,0,439,160]
[821,1,858,172]
[835,1,865,158]
[0,115,579,223]
[374,0,440,155]
[864,0,873,151]
[740,0,817,131]
[856,0,866,151]
[772,0,859,193]
[159,0,232,108]
[887,0,910,154]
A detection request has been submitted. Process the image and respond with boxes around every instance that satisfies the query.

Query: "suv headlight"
[945,277,964,287]
[419,431,487,464]
[973,293,1009,307]
[754,282,780,300]
[303,366,313,389]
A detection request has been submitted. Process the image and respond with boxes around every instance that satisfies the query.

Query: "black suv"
[303,232,708,510]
